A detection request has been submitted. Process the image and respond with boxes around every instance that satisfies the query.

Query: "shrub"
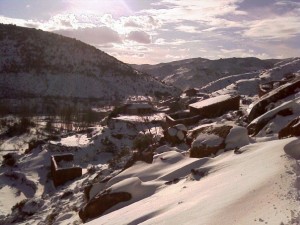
[2,153,17,166]
[6,117,34,137]
[133,133,154,151]
[11,199,28,212]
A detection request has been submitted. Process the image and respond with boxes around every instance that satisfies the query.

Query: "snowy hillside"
[132,57,279,90]
[0,40,299,224]
[0,24,178,103]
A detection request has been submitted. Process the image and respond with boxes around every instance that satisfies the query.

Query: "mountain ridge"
[0,24,178,106]
[132,57,282,90]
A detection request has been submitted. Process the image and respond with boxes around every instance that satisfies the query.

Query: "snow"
[87,138,300,225]
[133,57,277,90]
[51,134,91,147]
[0,186,26,215]
[225,126,249,149]
[1,27,300,225]
[192,133,224,148]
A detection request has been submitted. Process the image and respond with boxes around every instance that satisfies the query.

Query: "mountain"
[132,57,281,90]
[0,54,299,224]
[0,24,179,112]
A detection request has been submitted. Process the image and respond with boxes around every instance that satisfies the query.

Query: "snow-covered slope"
[199,57,300,97]
[88,138,300,225]
[0,24,178,102]
[132,57,279,90]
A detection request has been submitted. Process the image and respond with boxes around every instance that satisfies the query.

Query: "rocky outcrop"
[248,76,300,122]
[278,116,300,139]
[248,108,293,136]
[79,190,131,223]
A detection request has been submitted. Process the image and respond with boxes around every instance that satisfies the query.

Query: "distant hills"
[132,57,281,90]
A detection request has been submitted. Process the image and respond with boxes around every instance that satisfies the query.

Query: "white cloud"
[55,26,122,44]
[1,0,299,64]
[244,16,300,40]
[175,25,199,33]
[127,31,151,44]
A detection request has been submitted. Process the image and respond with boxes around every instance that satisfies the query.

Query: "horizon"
[0,0,299,64]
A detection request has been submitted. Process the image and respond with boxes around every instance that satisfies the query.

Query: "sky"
[0,0,299,64]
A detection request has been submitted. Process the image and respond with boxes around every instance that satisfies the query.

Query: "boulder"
[189,125,232,158]
[189,124,249,158]
[184,88,199,97]
[164,124,187,144]
[123,151,154,170]
[247,98,298,136]
[225,126,249,149]
[248,76,300,122]
[278,116,300,139]
[189,94,240,118]
[79,190,131,223]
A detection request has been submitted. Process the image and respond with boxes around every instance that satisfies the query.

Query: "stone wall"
[51,154,82,187]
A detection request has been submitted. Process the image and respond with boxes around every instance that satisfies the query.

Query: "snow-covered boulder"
[248,76,300,122]
[123,151,154,170]
[225,126,249,149]
[164,124,187,144]
[248,97,300,136]
[79,190,132,223]
[189,124,231,158]
[279,116,300,139]
[189,94,240,118]
[190,124,249,158]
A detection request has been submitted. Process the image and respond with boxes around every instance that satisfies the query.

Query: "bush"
[45,118,54,133]
[108,148,132,169]
[11,199,28,212]
[6,117,34,137]
[2,153,17,166]
[133,133,154,151]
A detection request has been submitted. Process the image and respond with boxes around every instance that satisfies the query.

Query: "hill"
[0,24,178,113]
[132,57,280,90]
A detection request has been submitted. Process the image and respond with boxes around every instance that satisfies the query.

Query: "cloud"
[55,26,122,44]
[127,30,151,44]
[243,16,300,40]
[175,25,199,33]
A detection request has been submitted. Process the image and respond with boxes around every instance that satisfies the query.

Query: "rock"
[184,88,199,97]
[248,76,300,122]
[25,139,46,154]
[189,124,249,158]
[164,124,187,144]
[123,151,154,170]
[278,116,300,139]
[189,94,240,118]
[79,190,131,223]
[247,99,297,136]
[225,126,249,149]
[189,125,232,158]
